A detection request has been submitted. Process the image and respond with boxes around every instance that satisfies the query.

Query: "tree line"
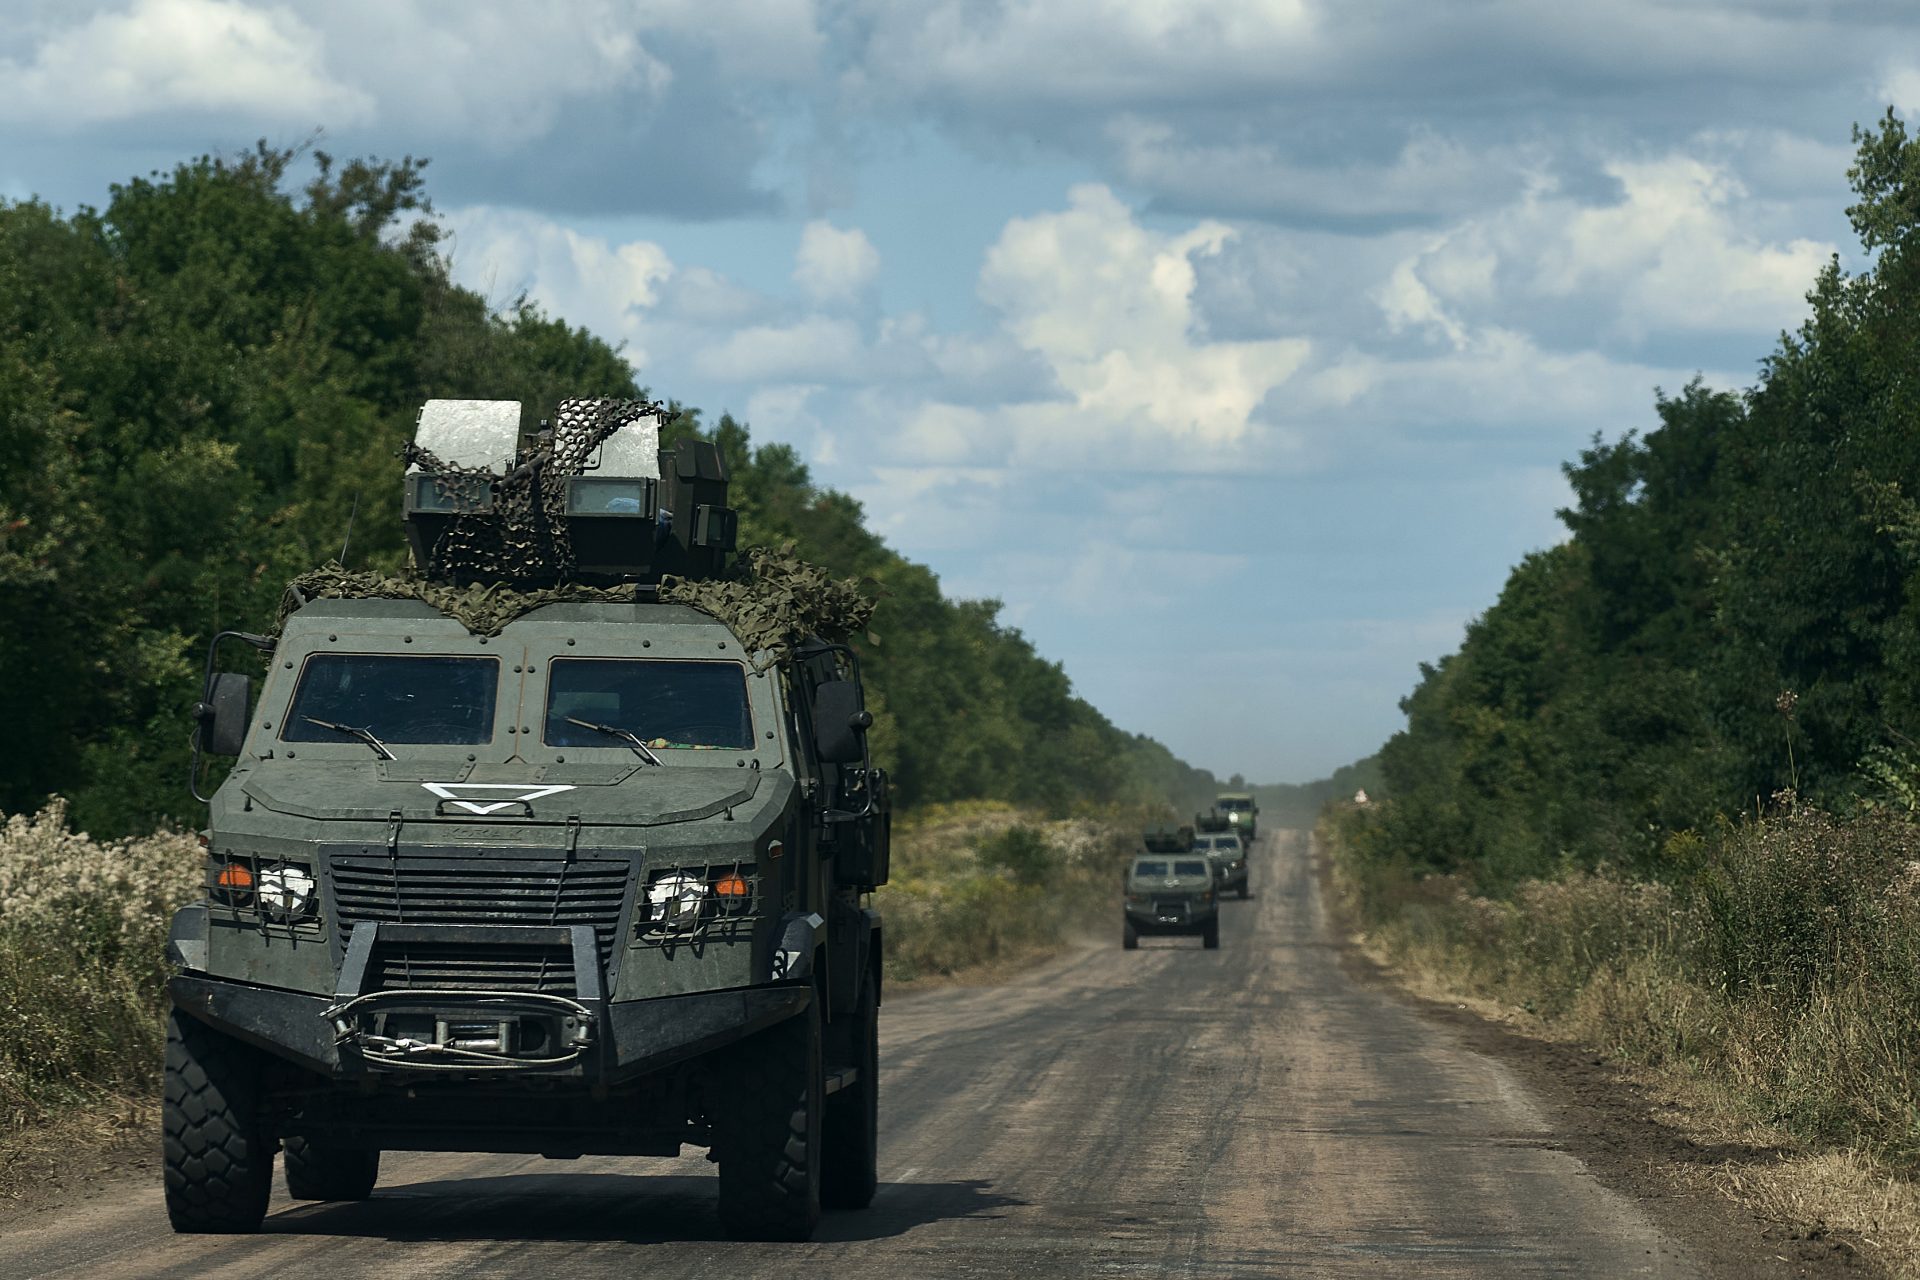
[0,143,1224,835]
[1361,111,1920,887]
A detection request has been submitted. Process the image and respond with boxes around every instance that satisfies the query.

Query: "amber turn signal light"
[216,863,254,890]
[713,873,750,898]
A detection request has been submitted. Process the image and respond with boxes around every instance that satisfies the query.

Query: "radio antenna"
[338,491,361,567]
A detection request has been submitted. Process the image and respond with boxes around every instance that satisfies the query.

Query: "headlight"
[257,864,317,920]
[1227,812,1241,824]
[646,871,709,931]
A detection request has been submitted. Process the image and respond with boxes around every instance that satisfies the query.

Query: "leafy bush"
[976,825,1054,887]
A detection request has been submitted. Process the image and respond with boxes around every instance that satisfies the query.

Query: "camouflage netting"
[403,396,664,585]
[278,564,642,638]
[659,543,878,669]
[279,543,878,663]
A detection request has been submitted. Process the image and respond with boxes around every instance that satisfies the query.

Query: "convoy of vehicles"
[1122,807,1260,947]
[165,399,889,1241]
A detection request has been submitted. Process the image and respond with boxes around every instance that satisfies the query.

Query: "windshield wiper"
[565,717,664,766]
[301,716,397,761]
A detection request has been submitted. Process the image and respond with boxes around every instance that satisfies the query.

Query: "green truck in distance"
[163,399,889,1242]
[1215,792,1258,843]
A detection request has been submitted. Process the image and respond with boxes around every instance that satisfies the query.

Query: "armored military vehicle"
[1122,853,1218,950]
[1214,792,1258,843]
[164,399,889,1241]
[1192,831,1248,899]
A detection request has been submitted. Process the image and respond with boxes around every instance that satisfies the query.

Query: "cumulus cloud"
[0,0,370,126]
[301,0,678,148]
[1884,63,1920,116]
[970,184,1310,453]
[1379,153,1833,349]
[440,205,673,360]
[793,221,880,302]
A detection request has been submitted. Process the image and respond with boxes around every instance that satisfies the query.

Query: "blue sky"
[3,0,1913,783]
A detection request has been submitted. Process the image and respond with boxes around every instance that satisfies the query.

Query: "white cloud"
[847,0,1317,107]
[692,315,869,383]
[439,206,673,361]
[316,0,672,146]
[1884,63,1920,115]
[793,221,880,302]
[970,184,1310,453]
[1542,157,1829,333]
[1382,153,1833,348]
[0,0,371,126]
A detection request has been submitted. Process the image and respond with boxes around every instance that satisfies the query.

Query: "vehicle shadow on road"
[265,1173,1023,1245]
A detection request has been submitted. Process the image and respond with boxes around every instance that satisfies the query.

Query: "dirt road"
[1,831,1763,1277]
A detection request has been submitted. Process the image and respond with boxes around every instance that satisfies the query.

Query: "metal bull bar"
[324,922,603,1074]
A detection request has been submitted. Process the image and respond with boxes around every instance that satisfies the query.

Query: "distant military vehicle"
[165,399,889,1241]
[1215,792,1258,842]
[1193,831,1248,899]
[1123,853,1219,950]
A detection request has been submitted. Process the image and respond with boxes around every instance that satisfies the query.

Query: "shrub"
[0,800,198,1121]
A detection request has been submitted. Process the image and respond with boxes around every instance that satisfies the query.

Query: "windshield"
[1134,860,1169,877]
[283,655,499,745]
[1199,837,1236,851]
[544,659,752,750]
[1174,860,1209,877]
[1217,798,1252,811]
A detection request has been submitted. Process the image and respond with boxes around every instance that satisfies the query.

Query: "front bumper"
[1124,901,1217,931]
[169,926,809,1086]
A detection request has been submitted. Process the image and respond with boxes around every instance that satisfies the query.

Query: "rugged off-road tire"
[1237,882,1249,900]
[162,1008,273,1234]
[821,974,879,1211]
[284,1137,380,1202]
[1122,918,1139,950]
[715,1003,823,1241]
[1202,918,1221,950]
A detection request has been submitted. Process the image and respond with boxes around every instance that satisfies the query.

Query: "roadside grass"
[877,801,1137,986]
[0,801,198,1128]
[1321,800,1920,1276]
[0,800,198,1198]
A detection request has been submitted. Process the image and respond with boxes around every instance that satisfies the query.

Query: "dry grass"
[1714,1152,1920,1276]
[877,801,1135,986]
[0,800,198,1198]
[1324,801,1920,1276]
[0,801,198,1124]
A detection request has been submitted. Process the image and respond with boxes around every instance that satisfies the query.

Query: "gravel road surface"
[0,830,1712,1278]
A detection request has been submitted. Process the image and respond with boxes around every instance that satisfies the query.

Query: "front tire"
[1122,918,1139,950]
[715,1001,823,1240]
[821,972,879,1211]
[284,1137,379,1201]
[162,1008,273,1234]
[1202,918,1220,950]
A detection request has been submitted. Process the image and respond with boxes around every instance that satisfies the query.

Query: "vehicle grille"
[1153,898,1188,916]
[328,854,632,992]
[368,939,576,994]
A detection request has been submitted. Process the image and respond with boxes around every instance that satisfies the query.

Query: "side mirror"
[811,679,869,765]
[194,673,253,757]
